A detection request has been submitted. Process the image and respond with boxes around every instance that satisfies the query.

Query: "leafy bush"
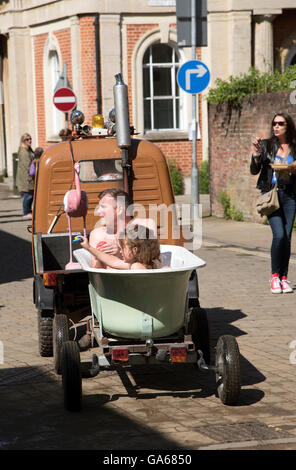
[168,158,184,195]
[207,65,296,108]
[219,191,243,221]
[198,159,209,194]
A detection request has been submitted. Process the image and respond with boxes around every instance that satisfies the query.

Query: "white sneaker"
[281,277,293,293]
[270,276,282,294]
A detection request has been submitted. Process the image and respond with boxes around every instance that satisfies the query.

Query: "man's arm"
[81,236,130,270]
[89,228,105,268]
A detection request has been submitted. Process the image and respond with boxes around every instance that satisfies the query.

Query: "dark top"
[250,139,296,193]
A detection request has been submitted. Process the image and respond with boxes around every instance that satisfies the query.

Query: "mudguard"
[33,274,54,311]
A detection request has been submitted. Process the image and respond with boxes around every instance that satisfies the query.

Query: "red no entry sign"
[53,87,76,113]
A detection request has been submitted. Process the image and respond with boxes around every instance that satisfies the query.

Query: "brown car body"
[32,134,199,358]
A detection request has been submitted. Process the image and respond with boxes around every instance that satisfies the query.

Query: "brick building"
[0,1,296,194]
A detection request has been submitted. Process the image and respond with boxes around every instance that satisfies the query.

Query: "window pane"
[175,98,180,128]
[143,48,150,65]
[143,68,150,98]
[79,159,123,183]
[153,68,171,96]
[152,44,172,63]
[144,100,151,130]
[175,68,180,96]
[154,99,173,129]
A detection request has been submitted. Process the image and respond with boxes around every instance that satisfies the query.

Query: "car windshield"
[78,159,123,183]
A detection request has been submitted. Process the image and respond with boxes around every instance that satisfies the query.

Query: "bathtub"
[74,245,206,340]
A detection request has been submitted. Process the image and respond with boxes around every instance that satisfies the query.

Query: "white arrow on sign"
[185,64,207,90]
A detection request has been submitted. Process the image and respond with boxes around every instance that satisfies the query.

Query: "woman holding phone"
[250,113,296,293]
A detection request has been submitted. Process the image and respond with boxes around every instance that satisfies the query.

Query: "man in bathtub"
[88,188,157,269]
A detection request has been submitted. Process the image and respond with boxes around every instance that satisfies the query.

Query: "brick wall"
[208,90,296,221]
[33,33,47,148]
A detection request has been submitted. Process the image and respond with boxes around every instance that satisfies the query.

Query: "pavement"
[2,184,296,452]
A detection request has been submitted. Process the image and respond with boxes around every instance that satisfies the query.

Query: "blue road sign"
[177,60,210,94]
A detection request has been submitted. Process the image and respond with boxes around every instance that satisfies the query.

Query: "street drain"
[195,422,291,443]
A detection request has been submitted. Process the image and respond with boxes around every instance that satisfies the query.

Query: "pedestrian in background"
[16,133,35,220]
[250,112,296,294]
[29,147,43,181]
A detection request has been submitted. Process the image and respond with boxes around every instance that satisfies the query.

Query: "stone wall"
[208,90,296,222]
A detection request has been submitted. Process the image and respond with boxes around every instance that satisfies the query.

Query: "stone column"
[254,15,275,72]
[99,14,121,117]
[70,15,82,109]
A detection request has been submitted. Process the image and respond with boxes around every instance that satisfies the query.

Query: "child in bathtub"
[80,224,162,270]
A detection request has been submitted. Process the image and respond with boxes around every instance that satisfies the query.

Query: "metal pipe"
[0,48,7,177]
[191,0,199,218]
[113,73,131,149]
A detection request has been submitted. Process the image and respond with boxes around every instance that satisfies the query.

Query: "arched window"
[285,45,296,68]
[49,50,62,136]
[143,43,180,131]
[43,35,63,141]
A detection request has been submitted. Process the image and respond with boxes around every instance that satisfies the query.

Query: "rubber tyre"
[189,307,211,364]
[62,341,82,412]
[37,309,53,357]
[53,314,69,374]
[215,335,241,405]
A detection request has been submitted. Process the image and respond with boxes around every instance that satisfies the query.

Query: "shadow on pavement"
[0,364,188,450]
[0,229,33,284]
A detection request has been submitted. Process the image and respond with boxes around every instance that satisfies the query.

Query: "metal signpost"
[177,0,208,220]
[177,0,210,219]
[177,57,210,216]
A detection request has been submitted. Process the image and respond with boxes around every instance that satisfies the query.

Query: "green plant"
[198,159,209,194]
[168,158,184,195]
[207,65,296,109]
[219,191,243,221]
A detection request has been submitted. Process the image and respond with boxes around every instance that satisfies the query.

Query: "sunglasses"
[272,121,286,127]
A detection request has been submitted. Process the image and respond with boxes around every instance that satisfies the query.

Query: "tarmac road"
[1,192,296,453]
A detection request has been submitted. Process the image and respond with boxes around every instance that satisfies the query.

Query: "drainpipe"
[0,52,7,177]
[94,14,101,114]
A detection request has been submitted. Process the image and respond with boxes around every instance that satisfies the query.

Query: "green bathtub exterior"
[88,270,191,340]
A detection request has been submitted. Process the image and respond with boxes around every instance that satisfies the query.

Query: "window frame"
[132,27,187,139]
[143,43,180,132]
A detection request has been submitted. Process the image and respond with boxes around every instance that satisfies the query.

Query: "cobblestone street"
[1,195,296,452]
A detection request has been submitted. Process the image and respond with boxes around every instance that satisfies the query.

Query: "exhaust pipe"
[113,73,131,195]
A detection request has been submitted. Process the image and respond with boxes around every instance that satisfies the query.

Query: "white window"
[143,43,180,131]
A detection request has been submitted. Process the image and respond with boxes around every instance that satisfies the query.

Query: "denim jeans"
[267,189,296,277]
[22,191,34,215]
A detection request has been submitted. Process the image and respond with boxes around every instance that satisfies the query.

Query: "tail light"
[170,345,187,363]
[112,347,129,362]
[43,273,57,287]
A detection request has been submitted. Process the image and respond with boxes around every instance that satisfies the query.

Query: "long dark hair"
[119,224,161,269]
[267,112,296,154]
